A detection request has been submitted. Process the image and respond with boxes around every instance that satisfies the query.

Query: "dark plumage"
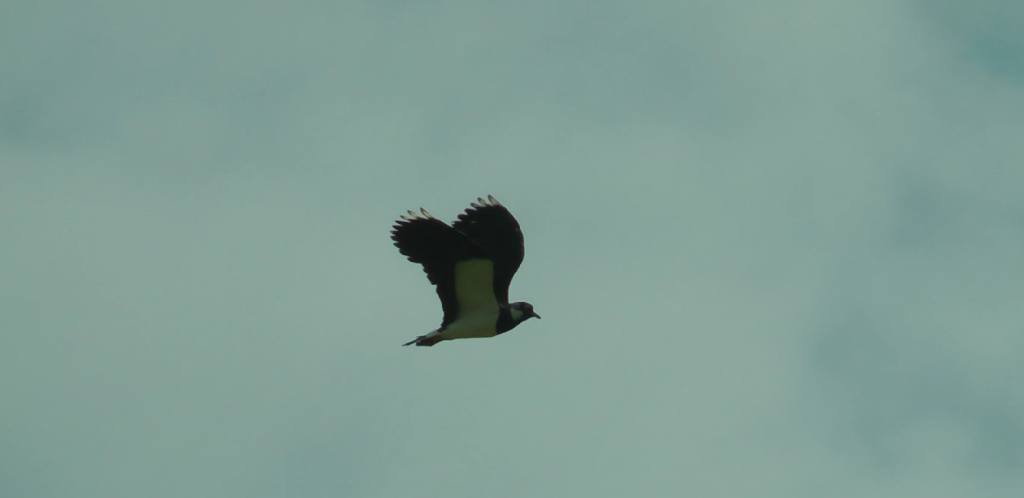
[391,195,540,346]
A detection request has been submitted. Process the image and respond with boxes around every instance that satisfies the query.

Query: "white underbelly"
[440,311,500,340]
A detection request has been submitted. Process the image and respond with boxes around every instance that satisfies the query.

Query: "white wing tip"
[400,208,435,221]
[472,195,501,208]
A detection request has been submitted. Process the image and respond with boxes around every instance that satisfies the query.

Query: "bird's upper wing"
[451,195,525,304]
[391,209,487,326]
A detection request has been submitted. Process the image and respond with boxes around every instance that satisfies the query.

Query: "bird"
[391,195,540,347]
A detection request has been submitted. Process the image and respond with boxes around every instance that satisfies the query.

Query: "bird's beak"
[531,311,541,319]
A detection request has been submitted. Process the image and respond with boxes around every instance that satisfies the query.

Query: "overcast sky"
[3,1,1024,497]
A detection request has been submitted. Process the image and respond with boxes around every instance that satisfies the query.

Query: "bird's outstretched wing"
[451,195,525,304]
[391,209,486,326]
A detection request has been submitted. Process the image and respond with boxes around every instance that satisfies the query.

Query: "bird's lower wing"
[391,209,487,326]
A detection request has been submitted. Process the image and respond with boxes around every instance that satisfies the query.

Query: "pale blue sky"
[3,1,1023,497]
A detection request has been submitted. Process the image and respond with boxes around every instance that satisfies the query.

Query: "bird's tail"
[403,329,443,347]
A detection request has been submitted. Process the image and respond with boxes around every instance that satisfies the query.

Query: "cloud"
[2,1,1022,497]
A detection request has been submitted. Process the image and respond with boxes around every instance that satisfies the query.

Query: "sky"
[2,1,1023,496]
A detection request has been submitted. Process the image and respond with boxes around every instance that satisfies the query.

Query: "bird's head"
[510,301,541,322]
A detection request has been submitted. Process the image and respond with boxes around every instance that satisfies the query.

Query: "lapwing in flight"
[391,195,540,347]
